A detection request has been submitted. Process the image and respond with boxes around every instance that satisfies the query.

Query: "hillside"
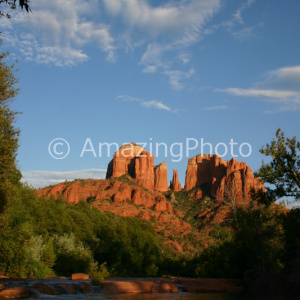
[37,143,265,253]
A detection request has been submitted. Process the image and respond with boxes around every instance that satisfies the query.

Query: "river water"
[25,291,289,300]
[0,278,290,300]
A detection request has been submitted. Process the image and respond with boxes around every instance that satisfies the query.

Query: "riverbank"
[0,276,244,299]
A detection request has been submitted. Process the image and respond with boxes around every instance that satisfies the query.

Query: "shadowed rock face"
[184,154,264,202]
[170,169,182,192]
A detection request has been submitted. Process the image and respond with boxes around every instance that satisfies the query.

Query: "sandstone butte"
[106,143,170,192]
[184,154,265,202]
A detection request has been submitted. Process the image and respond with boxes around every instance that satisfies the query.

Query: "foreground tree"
[0,0,31,18]
[256,128,300,201]
[0,42,21,212]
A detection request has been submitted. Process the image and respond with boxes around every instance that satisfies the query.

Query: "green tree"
[231,202,285,277]
[0,42,21,212]
[256,128,300,201]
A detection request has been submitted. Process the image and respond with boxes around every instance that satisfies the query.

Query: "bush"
[90,262,110,285]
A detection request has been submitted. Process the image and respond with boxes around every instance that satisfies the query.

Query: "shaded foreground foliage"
[0,185,167,278]
[0,183,198,279]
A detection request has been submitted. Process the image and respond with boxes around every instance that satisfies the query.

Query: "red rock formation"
[135,150,155,190]
[106,144,144,178]
[184,154,264,202]
[106,144,155,191]
[216,163,264,202]
[37,179,173,214]
[185,154,227,191]
[170,169,182,191]
[154,162,168,192]
[106,144,170,192]
[188,190,203,200]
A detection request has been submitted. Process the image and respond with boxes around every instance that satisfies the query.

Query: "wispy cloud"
[203,0,260,42]
[261,65,300,90]
[1,0,116,66]
[217,65,300,112]
[123,0,221,89]
[220,88,297,99]
[102,0,221,40]
[232,0,256,25]
[117,95,178,112]
[22,169,106,189]
[163,68,195,90]
[1,0,261,90]
[141,101,171,111]
[204,105,228,111]
[139,43,197,90]
[231,24,262,42]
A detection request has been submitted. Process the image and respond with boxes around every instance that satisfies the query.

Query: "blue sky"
[1,0,300,191]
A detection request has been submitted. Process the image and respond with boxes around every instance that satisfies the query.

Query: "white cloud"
[141,100,171,111]
[220,88,297,99]
[2,0,221,87]
[142,65,157,74]
[2,0,116,66]
[140,43,169,69]
[203,0,260,42]
[218,65,300,112]
[117,95,174,112]
[163,68,195,90]
[140,42,196,90]
[233,0,256,25]
[22,169,106,189]
[125,0,221,89]
[103,0,221,39]
[231,25,258,42]
[262,65,300,90]
[178,53,190,64]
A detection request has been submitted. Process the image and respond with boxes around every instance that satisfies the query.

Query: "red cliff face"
[106,144,155,191]
[37,179,173,214]
[216,164,265,202]
[154,162,168,192]
[106,144,169,192]
[135,150,155,191]
[106,144,144,178]
[170,169,182,192]
[184,154,264,202]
